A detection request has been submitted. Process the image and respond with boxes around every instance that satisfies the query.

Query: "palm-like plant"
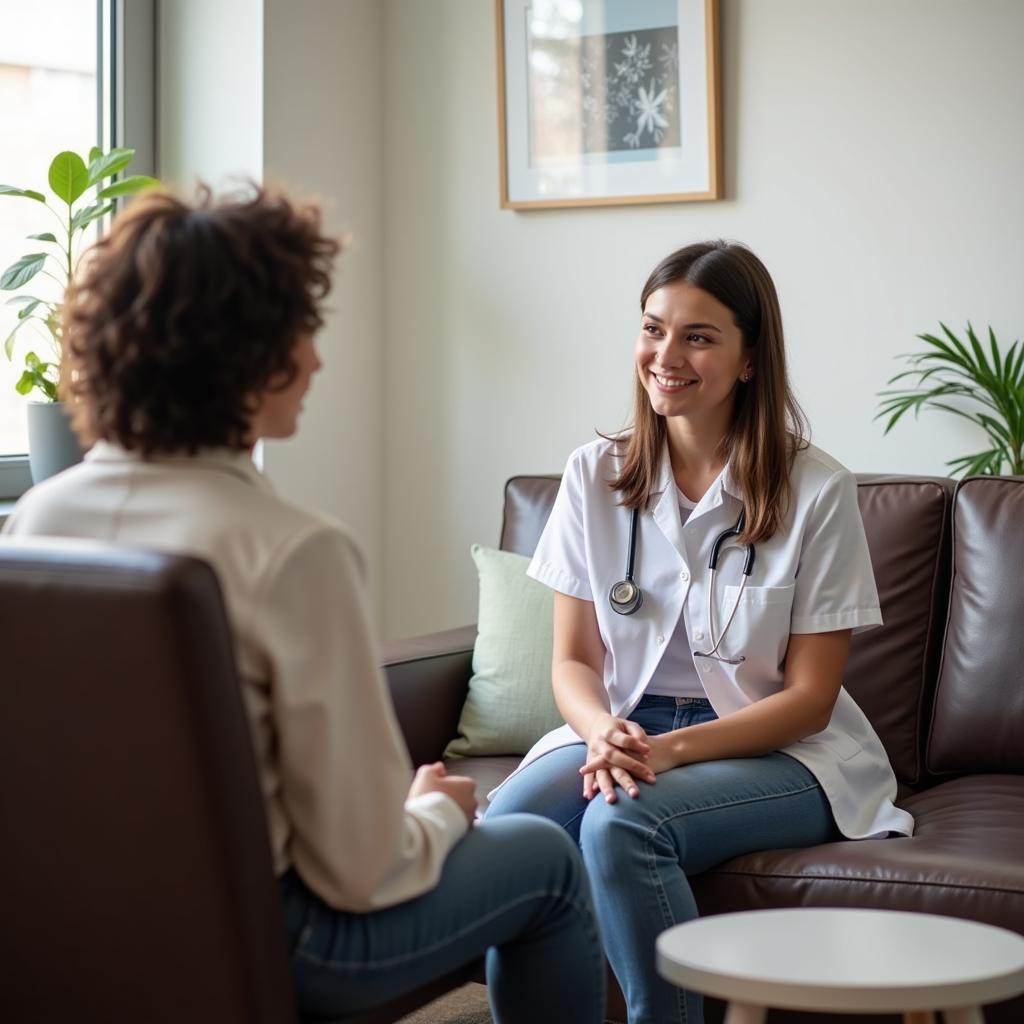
[876,323,1024,477]
[1,147,158,400]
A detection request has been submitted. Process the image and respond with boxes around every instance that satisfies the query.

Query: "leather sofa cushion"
[844,477,953,786]
[500,474,953,787]
[691,774,1024,936]
[446,755,523,814]
[500,475,560,556]
[928,477,1024,774]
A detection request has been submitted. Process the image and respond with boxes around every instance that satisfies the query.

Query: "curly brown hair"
[62,183,341,453]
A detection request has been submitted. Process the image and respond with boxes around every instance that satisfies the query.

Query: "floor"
[394,982,622,1024]
[395,983,492,1024]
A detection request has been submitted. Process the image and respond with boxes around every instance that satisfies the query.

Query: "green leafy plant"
[1,147,158,400]
[876,323,1024,476]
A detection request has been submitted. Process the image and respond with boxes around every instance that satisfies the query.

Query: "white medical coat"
[509,437,913,840]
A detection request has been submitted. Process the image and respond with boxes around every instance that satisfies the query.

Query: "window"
[0,0,98,464]
[0,0,152,500]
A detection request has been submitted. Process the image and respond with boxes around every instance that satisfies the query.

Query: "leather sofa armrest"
[381,624,477,766]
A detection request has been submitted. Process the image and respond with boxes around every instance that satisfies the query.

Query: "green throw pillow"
[444,544,565,757]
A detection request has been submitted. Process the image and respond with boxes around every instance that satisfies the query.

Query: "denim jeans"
[486,695,839,1024]
[279,813,605,1023]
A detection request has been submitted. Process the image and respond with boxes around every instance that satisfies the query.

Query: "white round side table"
[656,908,1024,1024]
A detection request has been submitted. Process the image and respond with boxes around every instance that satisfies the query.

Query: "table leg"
[941,1008,985,1024]
[903,1014,936,1024]
[723,1004,767,1024]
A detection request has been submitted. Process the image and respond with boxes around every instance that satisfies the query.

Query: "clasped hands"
[580,712,678,803]
[409,761,478,827]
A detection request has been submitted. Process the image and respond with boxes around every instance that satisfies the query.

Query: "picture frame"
[496,0,721,210]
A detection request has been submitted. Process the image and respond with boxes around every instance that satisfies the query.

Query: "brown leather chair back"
[927,476,1024,775]
[0,539,296,1024]
[499,473,954,788]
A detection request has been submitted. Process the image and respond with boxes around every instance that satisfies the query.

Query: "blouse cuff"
[405,790,469,843]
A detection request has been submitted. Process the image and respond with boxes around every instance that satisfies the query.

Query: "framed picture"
[496,0,721,210]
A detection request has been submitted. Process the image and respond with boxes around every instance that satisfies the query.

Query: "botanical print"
[529,25,682,162]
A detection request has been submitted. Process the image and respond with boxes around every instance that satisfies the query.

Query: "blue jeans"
[279,813,604,1023]
[486,696,839,1024]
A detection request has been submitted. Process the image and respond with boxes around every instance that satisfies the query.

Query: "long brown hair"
[608,240,808,544]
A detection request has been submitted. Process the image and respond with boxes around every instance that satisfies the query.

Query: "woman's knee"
[477,813,589,892]
[485,749,588,828]
[578,791,681,875]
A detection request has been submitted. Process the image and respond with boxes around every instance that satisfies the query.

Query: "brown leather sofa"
[381,473,1024,1024]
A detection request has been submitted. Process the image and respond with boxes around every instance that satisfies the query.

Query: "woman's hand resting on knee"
[409,762,478,826]
[580,713,656,803]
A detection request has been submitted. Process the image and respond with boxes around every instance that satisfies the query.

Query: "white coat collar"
[649,441,741,555]
[647,440,743,503]
[85,440,269,491]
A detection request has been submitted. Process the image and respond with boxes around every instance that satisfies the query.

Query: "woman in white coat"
[487,241,911,1024]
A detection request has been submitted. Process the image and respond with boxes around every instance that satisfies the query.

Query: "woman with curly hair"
[1,186,604,1023]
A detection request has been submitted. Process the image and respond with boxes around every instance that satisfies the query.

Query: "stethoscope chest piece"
[609,507,644,616]
[609,578,643,615]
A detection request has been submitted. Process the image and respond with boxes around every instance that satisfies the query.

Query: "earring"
[741,372,752,383]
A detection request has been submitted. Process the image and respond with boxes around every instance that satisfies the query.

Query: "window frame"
[0,0,154,500]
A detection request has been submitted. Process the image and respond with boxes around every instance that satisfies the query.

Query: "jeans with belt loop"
[486,695,839,1024]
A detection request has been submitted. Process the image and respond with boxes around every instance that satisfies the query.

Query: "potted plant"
[1,147,158,483]
[876,323,1024,476]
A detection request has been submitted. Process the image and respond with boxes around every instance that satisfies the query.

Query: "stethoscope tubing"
[609,503,755,664]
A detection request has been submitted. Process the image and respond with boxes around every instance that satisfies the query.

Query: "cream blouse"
[2,442,468,911]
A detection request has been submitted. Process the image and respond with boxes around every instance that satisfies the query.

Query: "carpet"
[395,982,492,1024]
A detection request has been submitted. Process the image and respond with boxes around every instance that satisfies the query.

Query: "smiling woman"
[486,240,910,1024]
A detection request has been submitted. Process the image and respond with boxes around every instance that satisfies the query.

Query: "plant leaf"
[989,326,1003,379]
[48,150,89,204]
[88,145,103,165]
[16,298,46,320]
[945,447,1006,478]
[0,253,47,290]
[70,201,114,233]
[0,185,46,202]
[27,231,58,244]
[97,175,160,199]
[965,322,995,380]
[15,362,58,401]
[86,146,135,187]
[3,321,27,359]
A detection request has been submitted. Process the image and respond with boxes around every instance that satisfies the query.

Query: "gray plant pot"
[27,401,85,484]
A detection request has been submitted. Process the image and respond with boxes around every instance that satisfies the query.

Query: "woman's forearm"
[659,630,851,769]
[663,687,828,766]
[553,660,612,739]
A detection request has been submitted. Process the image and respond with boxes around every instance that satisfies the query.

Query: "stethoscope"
[608,506,756,665]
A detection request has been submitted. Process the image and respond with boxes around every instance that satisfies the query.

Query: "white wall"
[157,0,263,188]
[158,0,385,619]
[261,0,385,618]
[158,1,1024,641]
[381,0,1024,639]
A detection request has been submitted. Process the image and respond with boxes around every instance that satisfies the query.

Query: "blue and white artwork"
[527,6,682,164]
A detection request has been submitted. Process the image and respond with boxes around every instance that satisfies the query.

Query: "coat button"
[679,569,690,582]
[693,629,704,641]
[656,634,665,645]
